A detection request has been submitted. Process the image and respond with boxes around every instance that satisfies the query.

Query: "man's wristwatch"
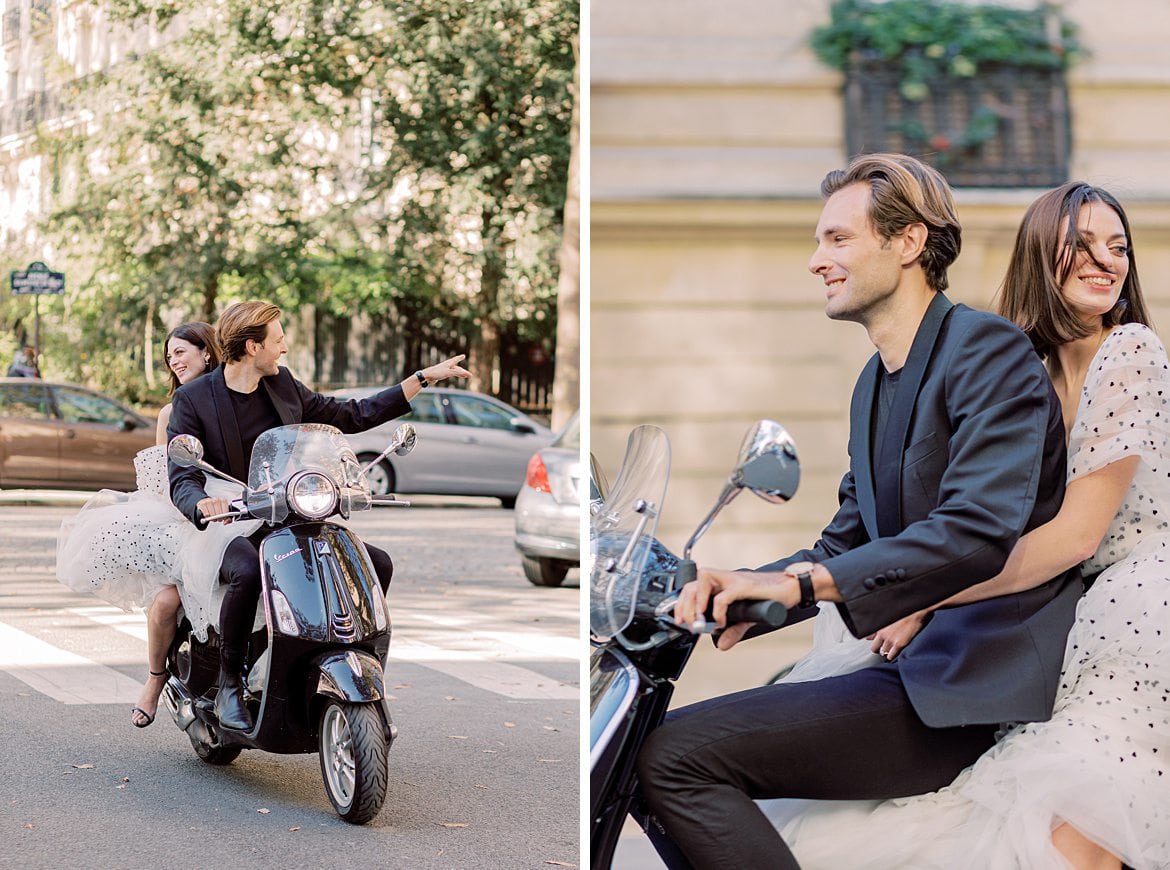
[414,370,429,389]
[789,561,817,609]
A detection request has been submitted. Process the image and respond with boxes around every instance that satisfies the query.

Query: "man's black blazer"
[166,364,410,528]
[762,292,1081,728]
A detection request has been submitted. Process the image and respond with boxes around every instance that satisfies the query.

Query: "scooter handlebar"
[721,599,788,628]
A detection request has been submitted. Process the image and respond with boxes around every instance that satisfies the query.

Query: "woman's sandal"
[131,669,169,728]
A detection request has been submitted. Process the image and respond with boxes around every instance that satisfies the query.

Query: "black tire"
[498,495,517,509]
[521,555,570,587]
[358,455,395,497]
[189,729,242,766]
[319,701,389,824]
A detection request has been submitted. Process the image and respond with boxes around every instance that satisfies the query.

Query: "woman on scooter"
[56,321,255,728]
[772,183,1169,869]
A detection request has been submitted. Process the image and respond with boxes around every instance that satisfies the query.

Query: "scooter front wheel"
[318,701,388,824]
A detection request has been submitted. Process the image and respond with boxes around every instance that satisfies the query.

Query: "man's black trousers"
[217,529,393,672]
[636,664,998,869]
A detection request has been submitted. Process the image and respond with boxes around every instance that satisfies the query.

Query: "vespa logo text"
[274,547,304,563]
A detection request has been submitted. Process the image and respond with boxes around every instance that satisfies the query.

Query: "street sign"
[10,261,65,295]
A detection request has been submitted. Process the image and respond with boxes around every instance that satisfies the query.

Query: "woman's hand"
[673,567,797,651]
[422,355,471,384]
[867,610,929,660]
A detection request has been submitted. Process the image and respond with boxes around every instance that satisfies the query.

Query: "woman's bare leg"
[131,585,180,726]
[1053,822,1123,870]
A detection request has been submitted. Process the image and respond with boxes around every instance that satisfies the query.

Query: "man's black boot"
[214,672,253,732]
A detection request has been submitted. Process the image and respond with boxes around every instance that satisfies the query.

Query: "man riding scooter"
[168,300,470,731]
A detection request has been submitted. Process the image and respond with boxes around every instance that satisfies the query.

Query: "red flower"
[929,134,953,151]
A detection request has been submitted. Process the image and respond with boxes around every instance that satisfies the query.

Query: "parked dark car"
[327,386,555,507]
[0,378,155,490]
[514,411,580,586]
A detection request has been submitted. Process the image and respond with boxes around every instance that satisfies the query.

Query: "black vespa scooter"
[589,420,801,868]
[162,421,416,824]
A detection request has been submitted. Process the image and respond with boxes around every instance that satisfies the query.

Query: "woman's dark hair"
[164,321,220,396]
[996,182,1151,359]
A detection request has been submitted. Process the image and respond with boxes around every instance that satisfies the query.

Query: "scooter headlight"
[287,470,339,520]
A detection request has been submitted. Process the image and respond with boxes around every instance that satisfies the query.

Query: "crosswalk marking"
[68,606,149,642]
[0,620,143,705]
[390,639,578,700]
[2,606,578,704]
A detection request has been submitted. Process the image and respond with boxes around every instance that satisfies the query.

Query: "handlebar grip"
[203,511,245,523]
[723,599,789,628]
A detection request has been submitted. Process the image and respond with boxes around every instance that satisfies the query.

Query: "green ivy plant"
[811,0,1081,161]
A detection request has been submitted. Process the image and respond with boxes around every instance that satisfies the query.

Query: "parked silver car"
[327,386,554,507]
[513,411,580,587]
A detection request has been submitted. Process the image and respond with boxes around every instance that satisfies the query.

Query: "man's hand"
[197,497,232,524]
[422,354,471,385]
[673,567,799,651]
[867,610,929,660]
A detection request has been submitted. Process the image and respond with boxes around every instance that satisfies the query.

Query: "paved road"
[0,498,581,869]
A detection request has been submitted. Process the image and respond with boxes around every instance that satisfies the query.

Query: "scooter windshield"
[247,424,370,521]
[589,425,671,641]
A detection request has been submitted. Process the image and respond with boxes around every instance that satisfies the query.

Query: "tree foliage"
[22,0,576,404]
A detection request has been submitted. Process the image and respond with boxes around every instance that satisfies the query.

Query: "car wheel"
[358,454,395,496]
[521,555,571,587]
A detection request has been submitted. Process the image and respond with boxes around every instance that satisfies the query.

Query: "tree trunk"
[143,297,156,390]
[550,44,580,432]
[201,274,219,322]
[470,220,504,395]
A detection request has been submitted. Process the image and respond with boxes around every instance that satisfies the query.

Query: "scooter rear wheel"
[318,701,388,824]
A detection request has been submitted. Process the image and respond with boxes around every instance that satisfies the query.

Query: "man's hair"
[821,153,962,292]
[164,321,220,396]
[217,301,281,363]
[996,182,1151,359]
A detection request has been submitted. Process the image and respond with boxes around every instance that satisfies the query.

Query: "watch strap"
[795,569,816,609]
[414,370,429,389]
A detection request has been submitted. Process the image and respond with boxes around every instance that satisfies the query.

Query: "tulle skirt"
[56,489,258,640]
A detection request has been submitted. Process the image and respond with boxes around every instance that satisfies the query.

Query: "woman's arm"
[155,403,173,447]
[943,454,1138,604]
[870,455,1139,659]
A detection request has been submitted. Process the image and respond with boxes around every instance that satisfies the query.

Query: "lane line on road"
[68,606,149,642]
[0,620,143,705]
[4,609,576,704]
[394,608,578,659]
[390,639,578,700]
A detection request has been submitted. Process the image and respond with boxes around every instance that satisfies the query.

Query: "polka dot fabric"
[55,446,258,639]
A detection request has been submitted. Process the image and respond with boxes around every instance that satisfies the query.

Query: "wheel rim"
[322,705,356,807]
[363,461,391,496]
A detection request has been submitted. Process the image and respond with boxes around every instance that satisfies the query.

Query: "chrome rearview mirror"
[167,434,248,489]
[682,419,800,559]
[167,434,204,467]
[391,423,417,456]
[360,423,418,480]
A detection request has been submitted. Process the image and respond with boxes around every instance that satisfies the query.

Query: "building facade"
[592,0,1170,571]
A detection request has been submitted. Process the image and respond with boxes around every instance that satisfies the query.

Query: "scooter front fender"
[314,649,386,704]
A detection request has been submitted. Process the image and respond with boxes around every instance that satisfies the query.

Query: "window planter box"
[844,60,1070,188]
